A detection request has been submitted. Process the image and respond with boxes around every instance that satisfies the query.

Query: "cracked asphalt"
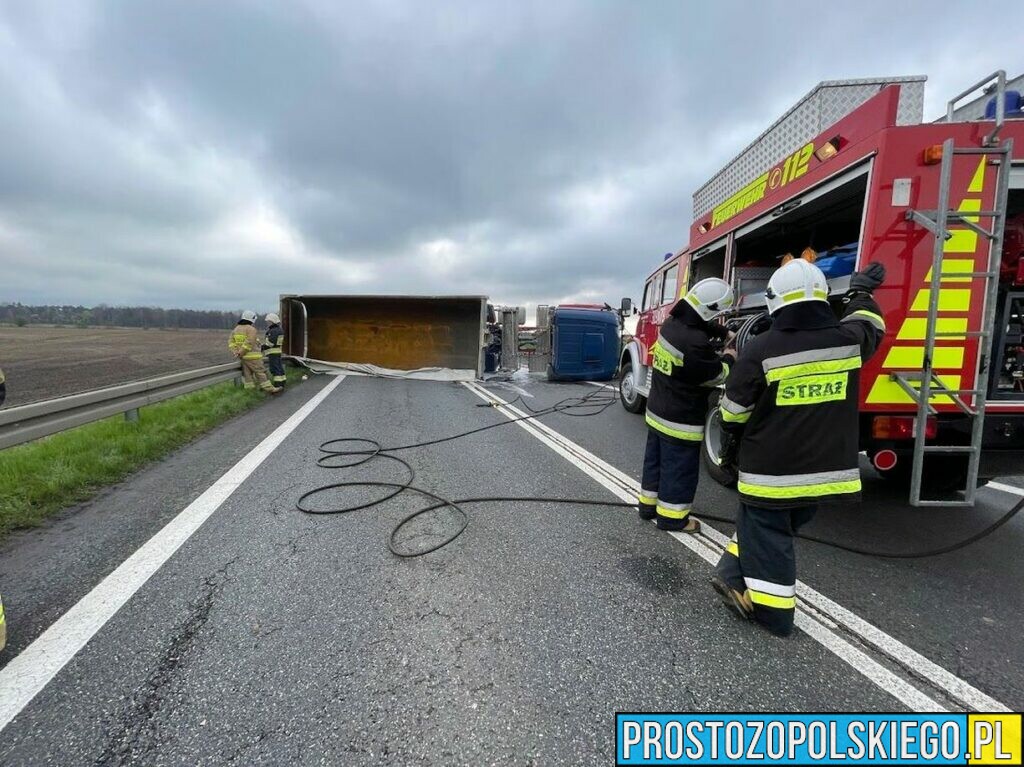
[0,375,1021,764]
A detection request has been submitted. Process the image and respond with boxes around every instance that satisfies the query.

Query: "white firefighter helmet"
[684,277,735,321]
[265,312,281,325]
[765,258,829,315]
[240,310,258,323]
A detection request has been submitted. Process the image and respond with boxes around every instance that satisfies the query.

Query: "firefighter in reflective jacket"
[639,278,736,532]
[262,313,286,387]
[229,311,281,395]
[712,259,886,636]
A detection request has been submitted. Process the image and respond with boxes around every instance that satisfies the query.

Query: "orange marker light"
[923,144,944,165]
[814,136,841,162]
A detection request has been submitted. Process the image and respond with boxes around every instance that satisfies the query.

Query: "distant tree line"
[0,303,247,330]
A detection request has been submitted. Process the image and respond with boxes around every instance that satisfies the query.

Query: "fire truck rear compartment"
[992,187,1024,399]
[731,173,868,286]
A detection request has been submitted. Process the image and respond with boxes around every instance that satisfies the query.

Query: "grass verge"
[0,368,305,540]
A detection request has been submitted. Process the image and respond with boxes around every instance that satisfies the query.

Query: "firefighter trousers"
[266,352,286,385]
[715,502,816,636]
[639,429,700,530]
[240,356,276,391]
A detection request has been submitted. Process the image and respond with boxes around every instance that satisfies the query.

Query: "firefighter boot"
[655,514,701,534]
[711,575,753,621]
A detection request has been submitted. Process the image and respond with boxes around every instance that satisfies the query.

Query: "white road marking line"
[0,376,346,733]
[465,381,1010,712]
[691,524,1008,713]
[571,386,1012,710]
[984,480,1024,497]
[508,383,1011,712]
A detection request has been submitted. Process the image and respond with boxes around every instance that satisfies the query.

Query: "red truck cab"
[620,251,689,413]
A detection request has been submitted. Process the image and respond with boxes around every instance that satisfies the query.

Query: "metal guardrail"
[0,363,242,450]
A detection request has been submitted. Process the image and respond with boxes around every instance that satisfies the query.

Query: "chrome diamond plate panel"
[693,77,926,219]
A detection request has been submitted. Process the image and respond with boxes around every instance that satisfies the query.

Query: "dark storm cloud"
[1,0,1021,313]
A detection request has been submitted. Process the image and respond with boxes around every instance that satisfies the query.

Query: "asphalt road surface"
[1,374,1021,765]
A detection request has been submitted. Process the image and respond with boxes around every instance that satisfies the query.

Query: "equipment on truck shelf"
[620,69,1024,506]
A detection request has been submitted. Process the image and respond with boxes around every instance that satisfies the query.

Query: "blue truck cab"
[547,306,620,382]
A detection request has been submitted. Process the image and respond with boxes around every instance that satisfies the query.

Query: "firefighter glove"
[707,320,730,341]
[719,432,739,471]
[849,262,886,293]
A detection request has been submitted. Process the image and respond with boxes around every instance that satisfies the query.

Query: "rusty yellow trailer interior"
[281,295,486,375]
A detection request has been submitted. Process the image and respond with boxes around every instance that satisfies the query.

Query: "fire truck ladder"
[898,132,1013,506]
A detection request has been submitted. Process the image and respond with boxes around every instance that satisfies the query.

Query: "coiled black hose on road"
[296,387,641,557]
[294,382,1024,559]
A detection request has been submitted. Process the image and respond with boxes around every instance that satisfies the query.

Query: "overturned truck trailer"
[280,295,488,378]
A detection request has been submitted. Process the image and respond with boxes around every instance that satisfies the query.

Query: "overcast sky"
[1,1,1021,315]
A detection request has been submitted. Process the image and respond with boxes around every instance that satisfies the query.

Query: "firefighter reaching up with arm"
[229,311,282,395]
[712,259,886,637]
[638,278,736,533]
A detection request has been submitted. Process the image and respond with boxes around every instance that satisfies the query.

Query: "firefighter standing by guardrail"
[229,311,281,395]
[639,278,736,532]
[262,313,286,388]
[712,258,886,636]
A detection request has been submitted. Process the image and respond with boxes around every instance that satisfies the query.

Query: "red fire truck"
[619,71,1024,506]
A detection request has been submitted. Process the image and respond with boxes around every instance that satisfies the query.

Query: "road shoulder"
[0,376,334,667]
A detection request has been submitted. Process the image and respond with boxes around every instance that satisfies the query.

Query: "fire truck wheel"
[702,391,738,487]
[619,359,646,414]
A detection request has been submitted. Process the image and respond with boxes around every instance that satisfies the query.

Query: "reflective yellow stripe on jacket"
[719,393,753,424]
[651,336,685,376]
[701,361,730,387]
[762,344,862,384]
[737,469,861,500]
[842,309,886,333]
[645,410,704,441]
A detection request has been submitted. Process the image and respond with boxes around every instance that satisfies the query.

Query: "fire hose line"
[294,385,1024,559]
